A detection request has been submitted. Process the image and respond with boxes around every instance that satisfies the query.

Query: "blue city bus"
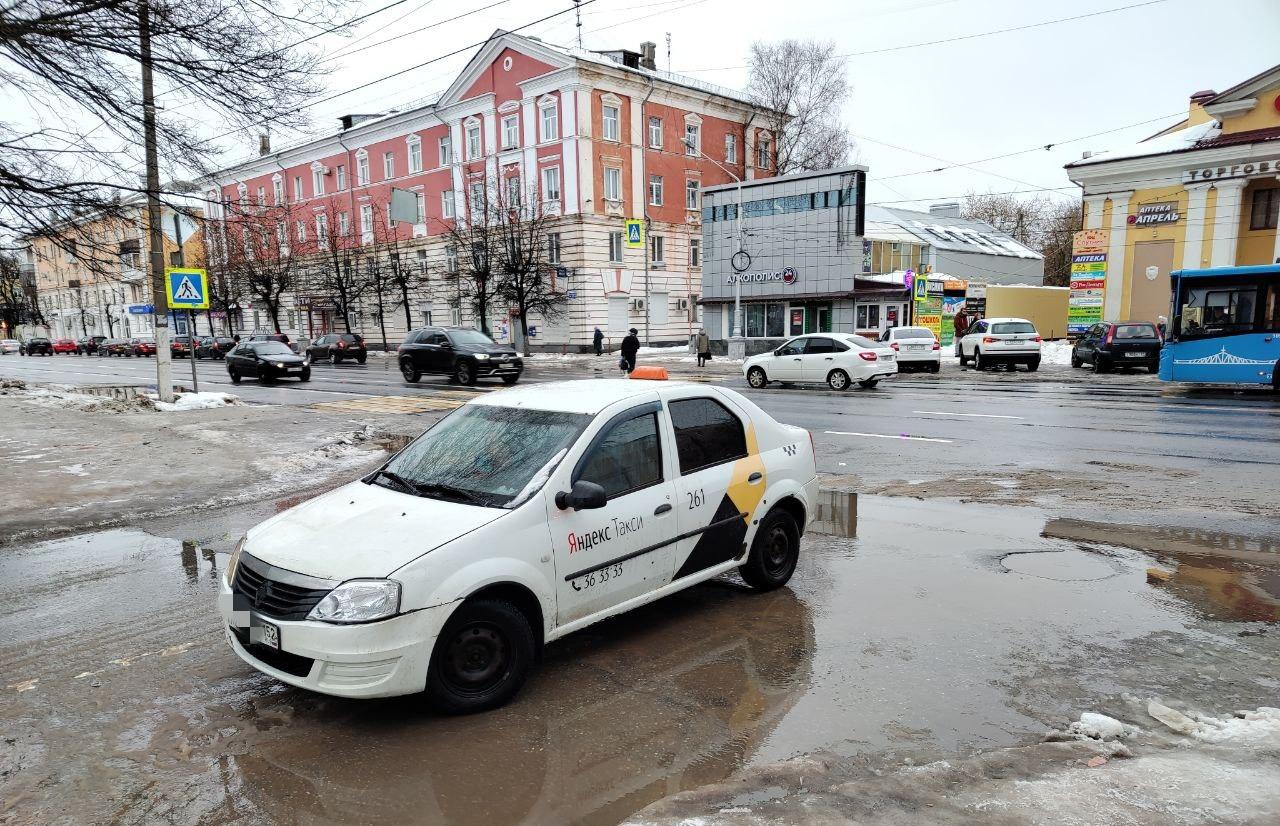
[1160,264,1280,388]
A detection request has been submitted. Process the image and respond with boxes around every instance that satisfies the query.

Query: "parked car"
[1071,321,1162,373]
[76,336,106,355]
[247,332,300,353]
[170,335,194,358]
[130,336,157,357]
[956,317,1042,371]
[0,339,19,355]
[225,340,311,384]
[195,336,237,360]
[52,338,80,354]
[744,333,897,391]
[98,338,128,357]
[217,379,819,708]
[879,326,941,372]
[397,327,522,386]
[306,332,367,364]
[23,337,53,356]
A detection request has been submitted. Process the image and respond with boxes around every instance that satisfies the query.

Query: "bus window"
[1178,286,1257,339]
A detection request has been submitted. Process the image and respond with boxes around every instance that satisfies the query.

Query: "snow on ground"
[1039,339,1074,366]
[148,391,241,412]
[253,425,386,484]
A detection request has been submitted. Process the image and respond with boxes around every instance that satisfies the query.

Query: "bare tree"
[492,184,566,356]
[747,40,853,174]
[0,251,41,336]
[216,202,302,333]
[307,202,368,334]
[960,191,1049,249]
[1040,201,1084,287]
[442,188,503,338]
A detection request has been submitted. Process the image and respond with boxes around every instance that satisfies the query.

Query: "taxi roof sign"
[166,268,209,310]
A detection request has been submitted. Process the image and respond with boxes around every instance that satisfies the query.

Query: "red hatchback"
[130,337,157,357]
[52,338,79,354]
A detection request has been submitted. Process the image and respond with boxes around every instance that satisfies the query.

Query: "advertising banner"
[1068,230,1109,333]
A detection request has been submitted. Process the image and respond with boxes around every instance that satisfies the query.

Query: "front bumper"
[476,360,523,377]
[219,583,460,698]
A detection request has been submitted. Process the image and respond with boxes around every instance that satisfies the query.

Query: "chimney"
[639,41,657,70]
[929,202,961,219]
[1081,150,1093,160]
[258,133,271,156]
[1189,89,1217,106]
[339,113,383,130]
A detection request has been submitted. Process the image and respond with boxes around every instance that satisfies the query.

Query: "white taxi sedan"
[219,379,818,711]
[743,332,897,390]
[956,317,1043,371]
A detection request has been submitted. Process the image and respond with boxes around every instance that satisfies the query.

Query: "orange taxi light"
[629,366,669,381]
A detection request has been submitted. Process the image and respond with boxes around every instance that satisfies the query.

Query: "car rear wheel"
[1093,354,1111,373]
[455,361,476,386]
[827,369,850,391]
[739,508,800,591]
[501,375,519,385]
[1026,357,1040,372]
[973,349,986,370]
[426,598,535,714]
[332,352,343,364]
[1147,363,1159,374]
[228,368,241,384]
[929,361,941,373]
[356,353,367,365]
[858,378,879,389]
[746,366,768,388]
[400,360,421,382]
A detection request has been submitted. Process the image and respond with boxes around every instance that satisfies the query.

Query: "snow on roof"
[536,40,757,107]
[867,205,1042,260]
[1067,119,1220,167]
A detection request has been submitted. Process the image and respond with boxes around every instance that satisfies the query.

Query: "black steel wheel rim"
[457,364,472,382]
[762,525,792,577]
[441,622,509,696]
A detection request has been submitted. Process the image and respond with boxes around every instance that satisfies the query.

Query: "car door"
[1077,325,1098,360]
[769,337,808,381]
[800,336,841,382]
[235,344,259,376]
[665,393,759,583]
[965,321,988,356]
[428,332,456,372]
[547,400,679,627]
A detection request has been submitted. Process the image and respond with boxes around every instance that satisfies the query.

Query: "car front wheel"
[400,360,421,382]
[1071,350,1082,368]
[356,353,367,365]
[739,508,799,591]
[299,367,311,382]
[426,598,536,714]
[228,368,241,384]
[746,366,768,388]
[827,369,850,391]
[454,361,476,386]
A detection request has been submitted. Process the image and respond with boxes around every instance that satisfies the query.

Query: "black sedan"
[195,336,236,359]
[1071,321,1162,373]
[226,340,311,384]
[22,337,53,356]
[397,326,522,386]
[306,332,367,364]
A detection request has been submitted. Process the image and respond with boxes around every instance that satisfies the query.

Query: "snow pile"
[149,391,241,412]
[1072,119,1219,166]
[254,426,386,482]
[1146,701,1280,745]
[2,385,155,413]
[1038,339,1074,366]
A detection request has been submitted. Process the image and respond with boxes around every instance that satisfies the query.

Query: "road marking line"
[825,430,954,444]
[913,410,1023,420]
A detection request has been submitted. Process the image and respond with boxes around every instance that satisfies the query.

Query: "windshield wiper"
[368,469,421,496]
[413,482,487,505]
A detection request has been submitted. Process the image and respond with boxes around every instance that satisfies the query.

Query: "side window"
[428,333,448,345]
[973,321,987,335]
[669,398,748,475]
[575,411,663,499]
[832,338,850,352]
[804,337,835,354]
[777,338,805,356]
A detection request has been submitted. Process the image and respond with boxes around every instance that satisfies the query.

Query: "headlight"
[226,535,245,586]
[474,353,490,360]
[308,579,401,624]
[275,362,285,369]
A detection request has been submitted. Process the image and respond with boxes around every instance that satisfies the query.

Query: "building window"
[439,135,453,166]
[407,136,422,173]
[745,302,786,338]
[505,175,522,208]
[608,231,623,262]
[541,166,561,203]
[293,176,303,200]
[415,193,425,223]
[540,101,558,142]
[648,116,663,148]
[757,135,770,169]
[602,104,620,142]
[339,211,349,235]
[856,304,881,329]
[466,123,481,159]
[604,166,622,202]
[442,189,455,219]
[649,174,663,206]
[685,123,700,156]
[315,213,328,243]
[685,179,700,210]
[547,232,561,264]
[445,244,459,273]
[689,238,700,267]
[383,151,395,179]
[469,181,485,219]
[296,220,306,242]
[356,151,369,185]
[271,176,282,204]
[255,186,265,206]
[336,165,346,190]
[312,166,325,196]
[360,204,373,235]
[502,115,519,150]
[649,234,664,264]
[1250,188,1279,230]
[725,133,737,164]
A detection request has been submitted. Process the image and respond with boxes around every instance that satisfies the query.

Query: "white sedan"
[879,326,941,372]
[956,317,1042,371]
[0,339,20,355]
[743,333,897,390]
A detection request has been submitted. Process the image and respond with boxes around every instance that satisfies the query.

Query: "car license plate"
[1006,339,1024,345]
[251,616,280,650]
[1125,352,1144,358]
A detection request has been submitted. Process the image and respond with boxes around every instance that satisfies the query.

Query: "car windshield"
[846,335,882,349]
[254,342,294,356]
[1115,323,1157,339]
[895,328,934,340]
[992,322,1036,334]
[448,329,496,347]
[381,405,590,507]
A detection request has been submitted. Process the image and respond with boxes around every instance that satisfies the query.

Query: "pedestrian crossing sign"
[166,268,209,310]
[624,219,645,249]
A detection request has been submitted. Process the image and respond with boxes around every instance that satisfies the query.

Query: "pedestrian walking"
[593,327,604,356]
[620,327,640,373]
[696,328,711,367]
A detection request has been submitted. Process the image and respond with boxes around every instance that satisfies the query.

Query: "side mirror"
[555,480,607,511]
[774,348,783,357]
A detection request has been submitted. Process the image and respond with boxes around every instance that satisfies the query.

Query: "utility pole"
[139,0,174,402]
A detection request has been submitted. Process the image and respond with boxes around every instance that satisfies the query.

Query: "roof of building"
[866,205,1042,260]
[703,166,868,196]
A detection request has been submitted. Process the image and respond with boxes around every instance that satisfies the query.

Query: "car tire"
[228,368,241,384]
[426,598,536,714]
[400,360,421,382]
[1071,350,1082,368]
[1026,357,1040,372]
[858,378,879,389]
[455,361,476,386]
[332,352,343,364]
[746,366,768,388]
[502,375,519,385]
[356,353,367,365]
[1093,354,1111,374]
[739,508,800,591]
[826,369,850,391]
[1148,363,1160,374]
[929,361,941,373]
[259,372,274,384]
[973,349,985,371]
[958,349,969,366]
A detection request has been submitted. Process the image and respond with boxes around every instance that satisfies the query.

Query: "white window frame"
[684,121,701,157]
[292,175,303,200]
[315,213,328,246]
[439,135,453,166]
[648,116,663,148]
[649,234,664,264]
[442,189,455,219]
[547,232,562,264]
[415,192,426,224]
[725,134,737,164]
[407,136,422,173]
[539,97,558,143]
[689,238,701,267]
[359,203,373,235]
[255,186,265,206]
[296,220,307,242]
[501,115,519,150]
[648,174,663,207]
[505,175,522,208]
[604,166,622,202]
[338,211,350,235]
[465,120,481,160]
[270,175,282,205]
[355,150,369,186]
[685,179,700,210]
[445,244,459,273]
[383,151,395,180]
[602,103,620,142]
[608,231,623,263]
[311,162,326,196]
[757,134,770,169]
[541,166,561,204]
[336,164,346,190]
[469,181,485,219]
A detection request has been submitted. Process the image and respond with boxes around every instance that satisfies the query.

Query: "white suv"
[957,317,1042,371]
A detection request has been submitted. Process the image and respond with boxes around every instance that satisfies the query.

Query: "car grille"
[232,559,332,621]
[229,626,315,677]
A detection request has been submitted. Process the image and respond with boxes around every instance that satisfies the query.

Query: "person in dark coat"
[620,328,640,373]
[593,327,604,356]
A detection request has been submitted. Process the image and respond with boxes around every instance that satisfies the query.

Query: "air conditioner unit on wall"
[630,297,646,311]
[676,298,690,311]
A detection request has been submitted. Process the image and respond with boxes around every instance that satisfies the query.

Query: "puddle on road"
[809,488,858,538]
[1001,549,1120,582]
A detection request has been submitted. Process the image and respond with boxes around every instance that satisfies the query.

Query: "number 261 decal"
[687,488,705,509]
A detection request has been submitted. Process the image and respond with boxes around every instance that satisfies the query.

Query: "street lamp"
[684,136,746,360]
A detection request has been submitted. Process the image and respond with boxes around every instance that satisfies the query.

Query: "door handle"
[748,472,763,483]
[824,357,833,360]
[793,358,802,361]
[654,503,672,515]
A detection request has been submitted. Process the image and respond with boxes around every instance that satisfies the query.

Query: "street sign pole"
[173,214,198,394]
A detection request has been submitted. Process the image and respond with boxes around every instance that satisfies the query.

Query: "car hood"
[259,352,306,364]
[244,480,506,581]
[457,342,519,357]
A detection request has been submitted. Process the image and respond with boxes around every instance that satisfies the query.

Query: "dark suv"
[305,333,367,364]
[77,335,106,355]
[170,335,194,358]
[1071,321,1162,373]
[22,337,53,356]
[397,327,522,386]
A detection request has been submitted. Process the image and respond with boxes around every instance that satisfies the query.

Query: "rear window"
[895,328,934,340]
[1115,323,1157,339]
[992,322,1036,334]
[338,334,361,343]
[845,335,882,349]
